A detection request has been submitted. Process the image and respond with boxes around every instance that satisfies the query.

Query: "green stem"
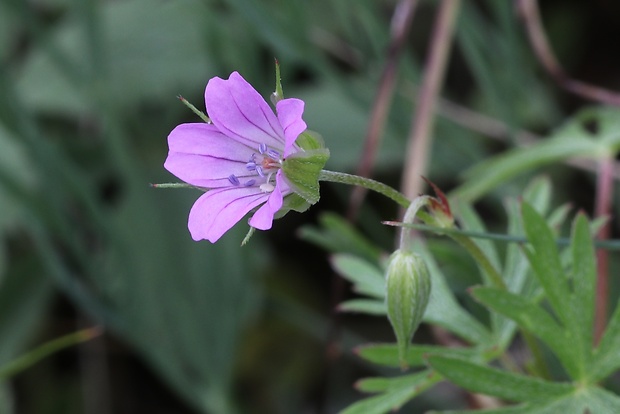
[318,170,410,208]
[0,326,102,380]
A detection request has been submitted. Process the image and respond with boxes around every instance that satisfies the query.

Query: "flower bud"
[385,249,431,370]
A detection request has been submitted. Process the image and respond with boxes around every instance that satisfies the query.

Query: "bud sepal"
[385,249,431,370]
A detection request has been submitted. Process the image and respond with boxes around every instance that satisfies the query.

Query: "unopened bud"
[385,249,431,370]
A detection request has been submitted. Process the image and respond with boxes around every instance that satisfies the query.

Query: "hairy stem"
[319,170,410,208]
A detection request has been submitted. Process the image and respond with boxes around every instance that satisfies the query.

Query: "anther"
[244,179,256,187]
[228,174,240,186]
[258,143,267,154]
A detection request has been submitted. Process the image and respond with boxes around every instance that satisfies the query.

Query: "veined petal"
[206,72,285,151]
[276,98,306,157]
[188,187,268,242]
[164,123,257,188]
[249,172,289,230]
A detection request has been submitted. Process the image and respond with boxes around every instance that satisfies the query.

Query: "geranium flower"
[164,71,317,243]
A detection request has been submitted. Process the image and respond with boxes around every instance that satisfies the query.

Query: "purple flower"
[164,72,307,242]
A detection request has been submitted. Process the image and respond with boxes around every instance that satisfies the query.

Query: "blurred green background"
[1,0,619,412]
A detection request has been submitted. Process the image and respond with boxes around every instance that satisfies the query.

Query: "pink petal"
[205,72,285,151]
[248,172,289,230]
[164,123,257,188]
[188,186,269,242]
[276,98,307,157]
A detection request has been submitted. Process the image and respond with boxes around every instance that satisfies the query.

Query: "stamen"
[267,149,280,159]
[246,161,257,171]
[258,143,267,154]
[244,179,256,187]
[255,166,265,177]
[228,174,240,186]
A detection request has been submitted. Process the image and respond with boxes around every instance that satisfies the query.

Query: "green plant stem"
[318,170,411,208]
[450,234,507,290]
[0,326,102,380]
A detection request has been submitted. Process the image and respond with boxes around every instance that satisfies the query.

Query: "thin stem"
[347,0,420,219]
[384,222,620,250]
[401,0,460,200]
[451,234,507,290]
[517,0,620,106]
[0,327,102,380]
[594,156,614,343]
[319,170,410,208]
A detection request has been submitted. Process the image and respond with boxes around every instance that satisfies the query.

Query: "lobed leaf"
[427,355,573,402]
[521,202,571,324]
[355,371,431,393]
[338,299,386,316]
[567,213,596,377]
[356,343,481,369]
[330,254,385,299]
[591,298,620,382]
[472,286,579,378]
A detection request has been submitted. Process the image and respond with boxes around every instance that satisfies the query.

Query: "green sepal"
[385,250,431,370]
[276,193,311,217]
[281,148,330,204]
[295,130,326,151]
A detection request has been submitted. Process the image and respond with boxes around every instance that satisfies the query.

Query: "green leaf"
[355,371,431,393]
[472,286,578,378]
[282,148,329,204]
[522,176,552,215]
[452,138,597,203]
[427,355,573,402]
[568,213,595,375]
[338,299,386,315]
[414,242,492,345]
[339,386,417,414]
[591,298,620,382]
[330,254,385,299]
[453,202,502,275]
[521,202,571,324]
[340,370,441,414]
[579,387,620,412]
[298,212,383,262]
[554,106,620,154]
[356,343,480,369]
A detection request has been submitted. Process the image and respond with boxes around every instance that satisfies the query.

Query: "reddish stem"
[517,0,620,106]
[347,0,419,220]
[400,0,460,200]
[594,156,614,344]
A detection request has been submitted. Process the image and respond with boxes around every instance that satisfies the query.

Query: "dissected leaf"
[355,371,432,393]
[416,242,492,345]
[521,202,571,324]
[356,344,481,369]
[330,254,385,299]
[339,299,386,315]
[428,355,573,402]
[472,286,578,378]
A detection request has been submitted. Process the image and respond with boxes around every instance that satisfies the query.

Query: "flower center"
[228,143,282,192]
